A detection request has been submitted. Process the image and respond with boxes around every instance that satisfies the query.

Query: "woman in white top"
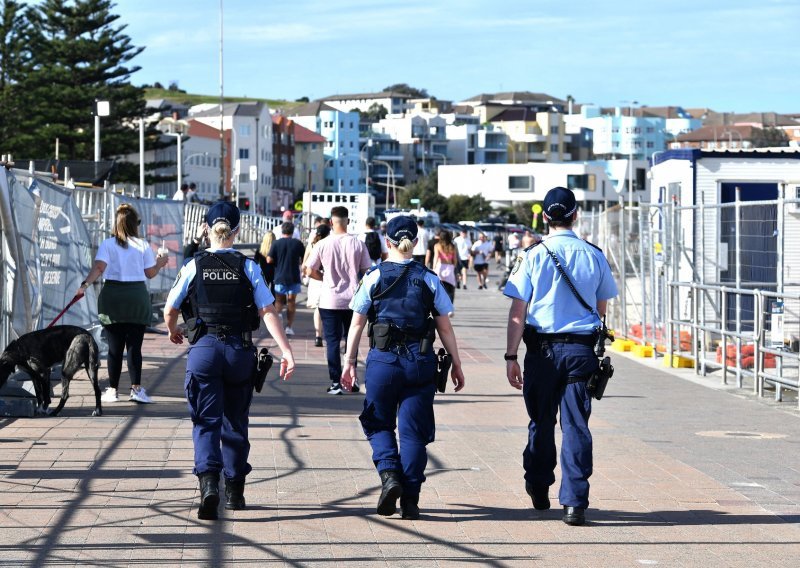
[75,204,168,404]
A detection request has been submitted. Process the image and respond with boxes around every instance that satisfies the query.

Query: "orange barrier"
[715,345,777,369]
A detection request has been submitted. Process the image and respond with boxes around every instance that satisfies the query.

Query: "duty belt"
[205,325,252,343]
[535,332,595,346]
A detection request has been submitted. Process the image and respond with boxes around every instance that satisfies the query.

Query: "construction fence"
[580,191,800,408]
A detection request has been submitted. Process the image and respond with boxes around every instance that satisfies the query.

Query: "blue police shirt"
[503,231,618,334]
[350,259,455,317]
[166,248,275,311]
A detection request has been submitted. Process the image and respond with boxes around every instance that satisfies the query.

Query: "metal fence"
[580,190,800,408]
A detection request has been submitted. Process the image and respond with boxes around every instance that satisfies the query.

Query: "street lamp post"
[621,100,639,232]
[93,100,110,163]
[373,159,395,210]
[165,132,183,195]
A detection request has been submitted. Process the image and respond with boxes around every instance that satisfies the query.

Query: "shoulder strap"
[540,242,599,320]
[372,263,412,301]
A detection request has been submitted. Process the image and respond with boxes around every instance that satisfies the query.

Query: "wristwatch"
[80,280,89,289]
[504,353,517,361]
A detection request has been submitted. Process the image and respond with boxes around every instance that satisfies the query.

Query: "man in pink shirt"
[305,206,371,395]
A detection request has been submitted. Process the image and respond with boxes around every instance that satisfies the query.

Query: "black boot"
[225,479,246,510]
[376,470,403,516]
[400,494,420,520]
[197,473,220,520]
[525,482,550,510]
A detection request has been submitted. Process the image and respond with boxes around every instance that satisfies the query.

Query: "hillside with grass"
[143,87,304,112]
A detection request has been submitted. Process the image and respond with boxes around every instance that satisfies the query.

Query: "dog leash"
[47,294,82,328]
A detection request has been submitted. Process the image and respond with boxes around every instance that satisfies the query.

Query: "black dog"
[0,325,101,417]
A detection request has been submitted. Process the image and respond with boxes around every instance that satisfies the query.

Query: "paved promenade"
[1,275,799,567]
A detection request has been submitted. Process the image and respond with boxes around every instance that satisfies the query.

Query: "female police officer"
[164,201,296,520]
[340,216,466,520]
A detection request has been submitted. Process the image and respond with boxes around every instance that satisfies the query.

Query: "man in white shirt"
[411,219,428,263]
[453,228,472,290]
[172,183,189,201]
[470,233,494,289]
[273,210,301,239]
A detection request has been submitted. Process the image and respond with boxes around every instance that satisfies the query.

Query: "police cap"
[543,186,577,221]
[386,215,418,245]
[206,200,240,232]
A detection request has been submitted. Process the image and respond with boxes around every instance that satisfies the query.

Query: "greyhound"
[0,325,101,417]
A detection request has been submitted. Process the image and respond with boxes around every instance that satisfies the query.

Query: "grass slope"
[143,88,303,112]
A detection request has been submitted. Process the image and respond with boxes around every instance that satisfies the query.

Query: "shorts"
[274,282,301,296]
[474,263,488,272]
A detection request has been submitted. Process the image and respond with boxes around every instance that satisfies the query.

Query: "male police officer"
[503,187,618,526]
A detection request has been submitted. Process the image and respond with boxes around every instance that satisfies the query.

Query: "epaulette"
[364,265,380,277]
[523,241,542,253]
[585,240,603,253]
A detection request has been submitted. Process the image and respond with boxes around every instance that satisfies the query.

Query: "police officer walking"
[164,201,296,520]
[503,187,618,526]
[340,216,466,520]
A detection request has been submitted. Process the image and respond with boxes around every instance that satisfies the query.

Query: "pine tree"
[24,0,145,161]
[0,0,33,158]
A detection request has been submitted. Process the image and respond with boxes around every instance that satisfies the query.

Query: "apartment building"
[290,101,361,193]
[190,102,273,213]
[272,115,295,213]
[445,122,508,165]
[292,123,326,195]
[372,113,448,185]
[319,91,412,116]
[565,105,668,160]
[489,107,571,163]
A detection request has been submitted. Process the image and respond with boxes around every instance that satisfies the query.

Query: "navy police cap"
[205,200,241,232]
[543,186,577,221]
[386,215,418,245]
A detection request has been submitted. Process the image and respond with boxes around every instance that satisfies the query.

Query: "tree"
[363,102,388,122]
[295,96,309,103]
[23,0,146,161]
[383,83,429,98]
[396,172,447,214]
[753,127,789,148]
[0,0,34,157]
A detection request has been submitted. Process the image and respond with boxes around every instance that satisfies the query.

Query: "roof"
[653,147,800,166]
[488,108,542,123]
[234,102,265,117]
[319,91,413,101]
[293,122,326,144]
[187,119,221,138]
[461,91,565,105]
[675,124,761,142]
[290,101,339,116]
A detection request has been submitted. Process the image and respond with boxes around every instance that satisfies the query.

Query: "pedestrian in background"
[470,233,493,289]
[304,206,371,395]
[453,228,472,290]
[340,216,465,519]
[253,231,276,296]
[184,221,209,259]
[303,223,331,347]
[164,201,296,520]
[424,227,441,269]
[273,210,301,239]
[268,222,306,336]
[503,186,618,527]
[359,216,388,265]
[493,231,505,265]
[75,203,169,404]
[433,229,457,303]
[411,219,428,264]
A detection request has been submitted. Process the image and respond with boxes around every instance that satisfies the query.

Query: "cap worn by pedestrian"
[386,216,418,245]
[543,186,577,221]
[206,201,240,232]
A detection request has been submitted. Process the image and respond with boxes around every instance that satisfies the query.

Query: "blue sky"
[115,0,799,113]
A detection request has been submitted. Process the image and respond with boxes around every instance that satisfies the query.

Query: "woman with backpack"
[359,216,387,266]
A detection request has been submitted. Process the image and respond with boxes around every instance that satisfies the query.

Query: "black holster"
[253,348,273,393]
[369,322,392,350]
[522,325,538,349]
[435,348,452,393]
[586,356,613,400]
[185,318,206,345]
[419,318,436,355]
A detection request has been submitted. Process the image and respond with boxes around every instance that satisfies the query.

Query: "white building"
[319,91,412,116]
[373,113,448,184]
[190,102,273,213]
[445,123,508,165]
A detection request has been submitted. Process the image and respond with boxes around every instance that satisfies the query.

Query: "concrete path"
[1,269,799,567]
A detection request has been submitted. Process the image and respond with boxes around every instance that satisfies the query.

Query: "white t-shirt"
[454,235,472,261]
[508,232,520,250]
[412,229,429,256]
[471,240,494,265]
[95,236,156,281]
[358,229,389,265]
[273,224,302,240]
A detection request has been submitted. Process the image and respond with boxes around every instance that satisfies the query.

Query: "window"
[240,125,251,136]
[646,127,654,133]
[238,148,249,159]
[508,175,533,192]
[646,141,655,149]
[340,121,344,128]
[550,143,559,152]
[567,174,596,192]
[550,126,559,135]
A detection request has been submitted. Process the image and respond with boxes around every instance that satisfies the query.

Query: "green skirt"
[98,280,151,326]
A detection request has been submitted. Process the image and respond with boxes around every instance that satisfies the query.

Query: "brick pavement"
[1,271,799,567]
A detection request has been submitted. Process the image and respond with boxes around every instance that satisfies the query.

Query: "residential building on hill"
[290,101,361,193]
[319,91,412,116]
[372,113,448,185]
[292,122,326,196]
[489,107,571,163]
[272,115,295,213]
[673,124,764,150]
[565,105,668,160]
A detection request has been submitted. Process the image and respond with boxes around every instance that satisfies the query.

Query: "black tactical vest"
[181,251,260,333]
[368,261,435,337]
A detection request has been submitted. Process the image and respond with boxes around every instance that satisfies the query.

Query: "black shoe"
[197,473,220,520]
[326,383,342,395]
[525,482,550,510]
[314,336,323,347]
[562,506,586,526]
[351,379,360,393]
[400,495,420,520]
[224,479,246,510]
[377,470,403,516]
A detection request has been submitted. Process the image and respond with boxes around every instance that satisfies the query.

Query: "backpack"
[364,231,382,261]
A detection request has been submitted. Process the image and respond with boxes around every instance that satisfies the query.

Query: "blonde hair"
[396,238,415,254]
[259,231,275,257]
[209,220,233,246]
[113,203,140,247]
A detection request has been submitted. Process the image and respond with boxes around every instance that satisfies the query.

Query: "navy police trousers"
[359,344,437,497]
[522,341,597,508]
[185,334,255,482]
